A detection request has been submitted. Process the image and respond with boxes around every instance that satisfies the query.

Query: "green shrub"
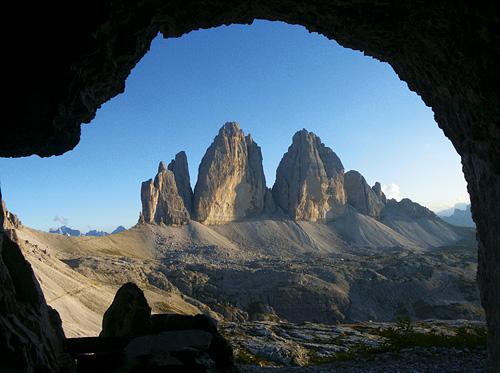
[234,348,272,366]
[379,323,487,351]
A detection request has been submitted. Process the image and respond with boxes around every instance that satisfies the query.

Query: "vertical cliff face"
[0,190,70,371]
[168,151,194,215]
[344,171,386,219]
[193,122,267,224]
[0,189,21,230]
[140,162,190,225]
[272,130,346,222]
[372,182,387,204]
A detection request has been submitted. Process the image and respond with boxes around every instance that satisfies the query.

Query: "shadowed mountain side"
[330,207,419,248]
[440,204,475,228]
[380,199,474,247]
[210,220,348,255]
[380,215,474,248]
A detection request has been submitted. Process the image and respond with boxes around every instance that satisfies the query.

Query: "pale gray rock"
[272,129,346,221]
[194,122,267,224]
[140,161,190,225]
[168,151,194,215]
[344,170,385,219]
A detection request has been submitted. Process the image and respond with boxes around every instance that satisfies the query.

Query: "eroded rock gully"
[2,1,500,370]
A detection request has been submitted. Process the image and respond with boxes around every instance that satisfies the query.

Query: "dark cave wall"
[0,231,70,371]
[3,1,499,370]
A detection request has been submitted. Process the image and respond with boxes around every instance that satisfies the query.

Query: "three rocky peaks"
[140,122,435,225]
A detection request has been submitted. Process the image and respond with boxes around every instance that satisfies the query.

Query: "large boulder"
[194,122,267,224]
[150,313,218,334]
[168,151,194,215]
[150,313,234,372]
[344,170,386,219]
[100,282,152,337]
[140,161,190,225]
[272,129,346,221]
[99,284,235,372]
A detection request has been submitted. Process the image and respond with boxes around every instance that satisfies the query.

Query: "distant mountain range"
[48,225,126,237]
[439,204,475,228]
[437,202,469,217]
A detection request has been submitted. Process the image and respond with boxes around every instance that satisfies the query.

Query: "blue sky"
[0,20,469,232]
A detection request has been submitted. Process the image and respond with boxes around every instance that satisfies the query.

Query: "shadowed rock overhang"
[2,1,499,371]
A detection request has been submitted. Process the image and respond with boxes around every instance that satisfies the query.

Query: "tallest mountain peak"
[273,130,346,221]
[220,121,242,135]
[194,122,266,224]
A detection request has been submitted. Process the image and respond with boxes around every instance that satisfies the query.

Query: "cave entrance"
[0,20,470,234]
[3,2,499,370]
[0,19,484,368]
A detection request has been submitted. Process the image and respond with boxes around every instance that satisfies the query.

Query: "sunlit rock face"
[168,151,194,215]
[194,122,267,224]
[344,170,385,219]
[0,189,21,230]
[140,162,190,225]
[272,129,346,222]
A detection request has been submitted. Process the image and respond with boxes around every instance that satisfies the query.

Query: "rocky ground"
[14,220,483,338]
[223,320,486,371]
[238,347,486,372]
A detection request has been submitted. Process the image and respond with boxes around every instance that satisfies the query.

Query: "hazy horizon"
[0,20,469,232]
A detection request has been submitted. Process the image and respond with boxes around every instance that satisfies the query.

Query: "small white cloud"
[53,215,68,226]
[382,183,401,201]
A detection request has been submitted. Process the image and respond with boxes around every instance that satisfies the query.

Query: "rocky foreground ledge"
[238,347,486,372]
[220,320,486,371]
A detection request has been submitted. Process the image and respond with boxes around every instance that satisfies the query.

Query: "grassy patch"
[234,348,273,366]
[308,319,487,366]
[378,323,487,351]
[152,301,176,313]
[307,347,376,365]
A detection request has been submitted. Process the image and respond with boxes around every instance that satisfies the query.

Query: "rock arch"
[3,1,499,370]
